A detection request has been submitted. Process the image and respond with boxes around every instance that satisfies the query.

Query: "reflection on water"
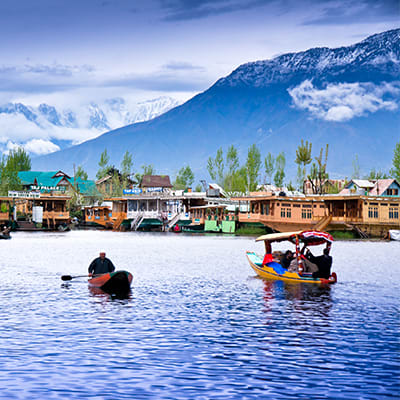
[0,231,398,399]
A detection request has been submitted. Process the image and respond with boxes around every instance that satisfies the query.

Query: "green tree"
[245,144,261,192]
[174,166,195,190]
[75,165,88,181]
[225,145,239,191]
[307,144,329,194]
[6,148,31,171]
[120,151,133,189]
[0,148,31,195]
[206,148,224,185]
[295,139,312,193]
[390,142,400,181]
[215,148,224,185]
[195,184,203,192]
[264,153,275,184]
[135,164,155,184]
[207,156,216,181]
[96,149,110,180]
[274,152,286,187]
[352,154,360,179]
[365,169,389,180]
[120,151,133,178]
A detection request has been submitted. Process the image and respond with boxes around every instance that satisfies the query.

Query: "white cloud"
[288,80,400,121]
[23,139,61,155]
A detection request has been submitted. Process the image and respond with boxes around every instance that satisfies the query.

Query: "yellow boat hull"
[246,251,335,285]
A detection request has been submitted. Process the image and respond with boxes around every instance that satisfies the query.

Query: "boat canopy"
[256,230,333,246]
[255,231,302,242]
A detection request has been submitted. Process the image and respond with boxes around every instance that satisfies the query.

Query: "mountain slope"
[32,29,400,179]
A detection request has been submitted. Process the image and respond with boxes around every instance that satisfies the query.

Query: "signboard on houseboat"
[123,188,143,195]
[30,185,65,192]
[146,187,163,193]
[8,191,41,199]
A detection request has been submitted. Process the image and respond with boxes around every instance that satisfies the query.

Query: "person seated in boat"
[88,251,115,276]
[1,225,11,237]
[306,248,332,279]
[280,250,294,269]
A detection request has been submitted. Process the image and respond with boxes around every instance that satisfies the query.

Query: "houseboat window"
[368,206,378,219]
[293,204,301,208]
[128,200,138,212]
[149,200,157,211]
[387,188,399,196]
[302,208,312,219]
[281,208,291,218]
[251,203,255,213]
[265,203,270,215]
[389,207,399,219]
[320,205,325,208]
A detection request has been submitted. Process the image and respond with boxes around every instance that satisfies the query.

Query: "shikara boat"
[246,230,337,285]
[88,270,133,295]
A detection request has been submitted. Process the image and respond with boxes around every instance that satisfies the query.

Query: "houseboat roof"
[369,179,399,196]
[140,175,172,188]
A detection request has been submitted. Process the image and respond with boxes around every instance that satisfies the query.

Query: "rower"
[88,251,115,276]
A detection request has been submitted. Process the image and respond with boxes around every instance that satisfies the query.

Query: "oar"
[61,273,104,281]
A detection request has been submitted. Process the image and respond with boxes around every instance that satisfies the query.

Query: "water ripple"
[0,231,399,399]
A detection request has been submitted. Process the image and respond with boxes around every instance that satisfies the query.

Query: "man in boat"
[88,251,115,276]
[1,225,11,237]
[281,250,294,269]
[306,248,332,279]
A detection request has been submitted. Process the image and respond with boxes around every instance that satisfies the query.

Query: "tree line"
[0,141,399,197]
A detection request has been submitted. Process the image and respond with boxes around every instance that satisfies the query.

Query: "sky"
[0,0,398,154]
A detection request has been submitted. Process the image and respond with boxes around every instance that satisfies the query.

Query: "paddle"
[61,273,104,281]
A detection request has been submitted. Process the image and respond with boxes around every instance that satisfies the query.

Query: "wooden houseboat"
[234,192,400,238]
[6,192,70,230]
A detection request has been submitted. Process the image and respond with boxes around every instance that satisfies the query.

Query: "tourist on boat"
[1,226,11,237]
[88,251,115,276]
[281,250,294,269]
[306,248,332,279]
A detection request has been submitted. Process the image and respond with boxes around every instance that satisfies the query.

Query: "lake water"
[1,231,399,399]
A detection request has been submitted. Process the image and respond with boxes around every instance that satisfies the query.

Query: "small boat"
[88,270,133,295]
[0,233,11,240]
[246,230,337,285]
[388,230,400,241]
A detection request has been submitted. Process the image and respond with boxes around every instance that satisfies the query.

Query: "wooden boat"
[246,230,337,285]
[88,270,133,294]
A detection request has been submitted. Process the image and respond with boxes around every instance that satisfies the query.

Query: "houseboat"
[234,192,400,238]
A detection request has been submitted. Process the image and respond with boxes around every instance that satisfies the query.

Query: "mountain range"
[31,29,400,181]
[0,96,180,154]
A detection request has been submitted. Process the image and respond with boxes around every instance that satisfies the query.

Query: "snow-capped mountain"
[32,29,400,180]
[0,96,180,155]
[218,29,400,88]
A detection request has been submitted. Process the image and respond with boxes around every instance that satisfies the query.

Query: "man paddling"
[88,251,115,276]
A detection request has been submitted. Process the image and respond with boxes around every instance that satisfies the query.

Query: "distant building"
[339,179,400,197]
[369,179,400,197]
[304,179,346,195]
[18,170,96,197]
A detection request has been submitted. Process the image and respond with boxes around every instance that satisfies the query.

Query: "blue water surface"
[0,231,399,399]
